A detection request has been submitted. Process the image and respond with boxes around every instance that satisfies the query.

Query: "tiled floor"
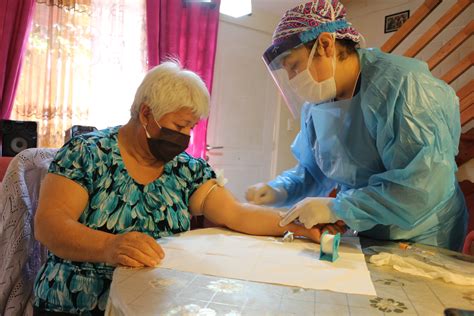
[110,261,474,315]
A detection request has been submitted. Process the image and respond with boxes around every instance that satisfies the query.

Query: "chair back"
[0,148,58,316]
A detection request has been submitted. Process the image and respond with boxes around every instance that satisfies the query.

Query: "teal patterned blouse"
[33,126,215,314]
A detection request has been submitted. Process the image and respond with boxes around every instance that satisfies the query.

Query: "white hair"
[131,60,210,120]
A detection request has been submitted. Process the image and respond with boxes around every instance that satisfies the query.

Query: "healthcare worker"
[245,0,467,250]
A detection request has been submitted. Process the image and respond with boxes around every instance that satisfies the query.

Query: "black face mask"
[144,124,190,163]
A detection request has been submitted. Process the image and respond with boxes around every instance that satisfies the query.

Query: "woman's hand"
[104,232,165,267]
[298,220,347,243]
[319,220,347,235]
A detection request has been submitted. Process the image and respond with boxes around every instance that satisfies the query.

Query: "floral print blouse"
[33,126,215,314]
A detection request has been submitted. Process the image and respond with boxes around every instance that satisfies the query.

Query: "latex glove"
[279,197,340,229]
[245,182,287,205]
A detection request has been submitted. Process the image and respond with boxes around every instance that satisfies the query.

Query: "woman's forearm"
[34,174,116,264]
[35,214,113,263]
[225,203,310,239]
[197,184,315,240]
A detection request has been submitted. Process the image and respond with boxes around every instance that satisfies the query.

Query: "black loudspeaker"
[64,125,98,143]
[0,119,38,157]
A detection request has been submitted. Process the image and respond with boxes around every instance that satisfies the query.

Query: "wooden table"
[106,238,474,316]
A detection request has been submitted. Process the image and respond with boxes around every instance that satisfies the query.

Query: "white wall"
[207,16,282,199]
[212,9,300,182]
[272,97,300,177]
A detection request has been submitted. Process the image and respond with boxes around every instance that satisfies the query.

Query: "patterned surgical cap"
[272,0,360,45]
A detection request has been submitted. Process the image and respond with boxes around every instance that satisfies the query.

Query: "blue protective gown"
[269,48,468,250]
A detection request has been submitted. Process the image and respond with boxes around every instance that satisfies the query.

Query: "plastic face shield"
[263,43,307,119]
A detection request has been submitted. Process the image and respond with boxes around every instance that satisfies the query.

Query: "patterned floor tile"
[109,240,474,315]
[281,287,316,302]
[206,302,243,315]
[347,294,376,308]
[243,293,282,313]
[241,309,280,316]
[190,275,233,288]
[245,282,286,296]
[178,285,217,301]
[212,291,249,306]
[128,297,207,315]
[315,290,348,305]
[113,277,151,305]
[375,285,409,301]
[349,306,384,316]
[314,303,349,316]
[279,297,315,315]
[409,299,445,316]
[429,283,474,310]
[368,296,416,314]
[402,282,432,296]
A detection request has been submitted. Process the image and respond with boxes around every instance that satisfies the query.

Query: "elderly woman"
[33,61,342,315]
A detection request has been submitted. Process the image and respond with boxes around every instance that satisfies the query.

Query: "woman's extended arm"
[189,180,337,242]
[35,173,163,267]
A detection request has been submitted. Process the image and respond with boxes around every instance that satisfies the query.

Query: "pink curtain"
[146,0,220,159]
[0,0,36,119]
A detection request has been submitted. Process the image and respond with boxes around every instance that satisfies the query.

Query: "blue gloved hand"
[279,197,340,229]
[245,182,287,206]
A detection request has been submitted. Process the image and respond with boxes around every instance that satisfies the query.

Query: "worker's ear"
[316,32,336,58]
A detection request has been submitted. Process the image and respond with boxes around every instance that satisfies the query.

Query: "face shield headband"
[263,20,350,70]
